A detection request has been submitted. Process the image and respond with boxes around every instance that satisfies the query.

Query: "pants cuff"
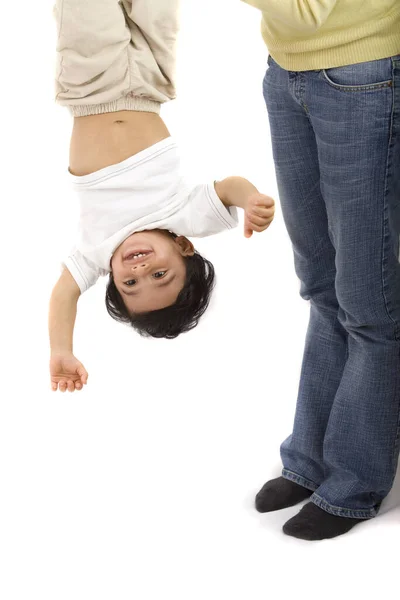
[311,493,377,519]
[282,468,318,492]
[282,468,378,518]
[66,95,161,117]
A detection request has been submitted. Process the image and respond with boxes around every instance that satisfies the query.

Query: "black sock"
[283,502,367,540]
[255,476,313,513]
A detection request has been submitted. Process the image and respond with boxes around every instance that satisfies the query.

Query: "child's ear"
[175,236,195,257]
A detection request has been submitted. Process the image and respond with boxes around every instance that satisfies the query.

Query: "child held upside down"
[49,0,275,392]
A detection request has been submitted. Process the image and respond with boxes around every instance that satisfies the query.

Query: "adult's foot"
[283,502,367,540]
[255,476,313,513]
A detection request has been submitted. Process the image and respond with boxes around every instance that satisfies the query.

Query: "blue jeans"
[263,55,400,519]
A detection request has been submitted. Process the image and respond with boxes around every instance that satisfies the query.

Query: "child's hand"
[244,193,275,238]
[50,352,88,392]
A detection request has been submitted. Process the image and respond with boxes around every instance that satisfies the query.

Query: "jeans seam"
[391,356,400,482]
[389,58,400,478]
[381,60,399,341]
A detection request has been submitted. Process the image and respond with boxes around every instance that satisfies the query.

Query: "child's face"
[111,230,195,314]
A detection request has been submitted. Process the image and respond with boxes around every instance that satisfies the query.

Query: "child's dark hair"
[105,251,216,339]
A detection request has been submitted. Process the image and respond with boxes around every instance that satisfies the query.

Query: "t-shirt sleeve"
[181,182,239,238]
[61,248,106,293]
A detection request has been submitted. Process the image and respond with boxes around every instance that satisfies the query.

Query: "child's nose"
[131,262,149,272]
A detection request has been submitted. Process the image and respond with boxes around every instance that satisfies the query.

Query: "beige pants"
[54,0,179,116]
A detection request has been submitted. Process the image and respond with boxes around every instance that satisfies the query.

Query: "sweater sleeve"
[242,0,338,31]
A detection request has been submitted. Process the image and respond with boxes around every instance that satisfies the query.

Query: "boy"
[49,0,275,392]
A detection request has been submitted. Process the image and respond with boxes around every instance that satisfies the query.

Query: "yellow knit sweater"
[242,0,400,71]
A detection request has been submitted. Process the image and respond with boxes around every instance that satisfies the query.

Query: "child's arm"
[214,176,275,238]
[48,268,88,392]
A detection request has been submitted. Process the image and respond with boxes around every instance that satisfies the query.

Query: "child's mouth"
[123,248,154,261]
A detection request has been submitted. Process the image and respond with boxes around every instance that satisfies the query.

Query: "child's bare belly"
[69,111,171,176]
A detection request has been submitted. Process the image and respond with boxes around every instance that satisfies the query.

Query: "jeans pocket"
[321,57,394,91]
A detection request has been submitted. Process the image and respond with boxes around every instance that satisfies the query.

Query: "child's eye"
[125,279,137,286]
[153,271,167,279]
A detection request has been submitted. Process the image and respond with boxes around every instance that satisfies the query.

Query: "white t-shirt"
[63,137,238,293]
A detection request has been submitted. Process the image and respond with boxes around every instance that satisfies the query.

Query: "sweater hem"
[266,35,400,71]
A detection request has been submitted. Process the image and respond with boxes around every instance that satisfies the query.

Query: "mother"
[243,0,400,540]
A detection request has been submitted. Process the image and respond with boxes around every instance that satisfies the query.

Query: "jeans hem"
[281,468,319,492]
[311,493,377,519]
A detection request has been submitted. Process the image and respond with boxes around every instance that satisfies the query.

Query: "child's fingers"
[59,380,67,393]
[51,382,58,392]
[248,220,273,233]
[248,214,270,228]
[250,206,275,218]
[248,214,275,230]
[67,380,75,392]
[78,367,88,385]
[244,216,253,238]
[252,194,275,208]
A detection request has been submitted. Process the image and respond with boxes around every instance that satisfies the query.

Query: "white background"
[1,1,399,598]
